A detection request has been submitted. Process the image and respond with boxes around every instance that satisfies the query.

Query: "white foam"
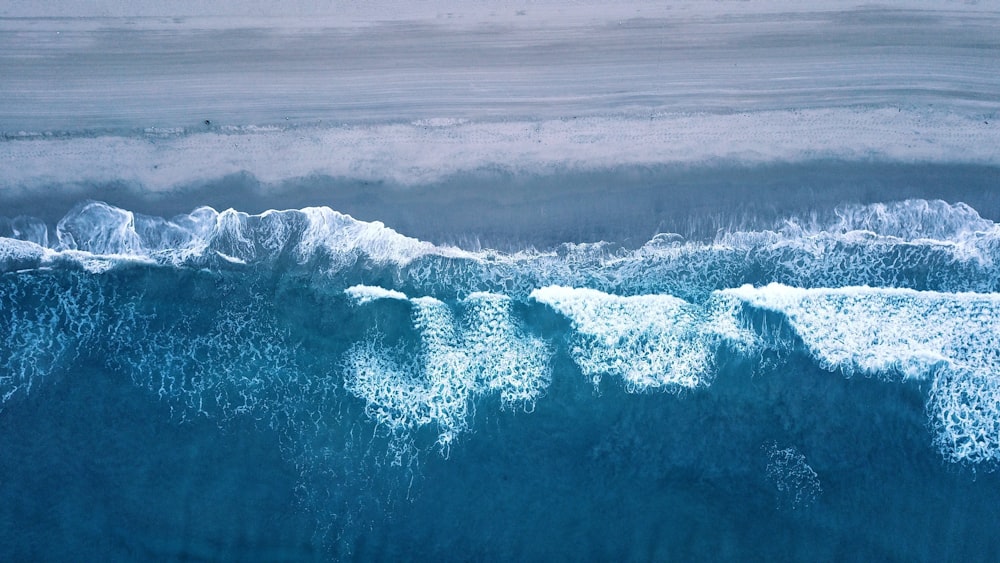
[927,367,1000,466]
[727,283,1000,464]
[52,201,207,265]
[780,200,996,242]
[214,251,247,265]
[462,292,552,406]
[345,285,409,305]
[56,202,146,256]
[0,238,46,267]
[10,199,1000,302]
[114,297,304,424]
[430,198,1000,301]
[530,286,747,391]
[732,199,1000,272]
[0,273,105,410]
[723,284,1000,380]
[296,206,471,269]
[344,288,551,452]
[5,202,475,273]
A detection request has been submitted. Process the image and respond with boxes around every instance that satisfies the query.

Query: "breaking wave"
[344,287,551,455]
[727,283,1000,465]
[530,286,753,391]
[3,199,1000,302]
[4,194,1000,542]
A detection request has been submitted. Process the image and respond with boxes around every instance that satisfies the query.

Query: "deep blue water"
[3,169,1000,561]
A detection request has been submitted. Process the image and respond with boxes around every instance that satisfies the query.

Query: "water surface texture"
[2,2,1000,561]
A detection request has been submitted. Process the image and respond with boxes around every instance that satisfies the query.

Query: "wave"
[776,199,995,242]
[5,198,1000,297]
[344,287,551,455]
[5,198,1000,468]
[727,283,1000,465]
[3,108,998,192]
[43,201,471,272]
[530,286,753,391]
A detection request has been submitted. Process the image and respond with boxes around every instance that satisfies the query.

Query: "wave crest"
[728,283,1000,465]
[344,287,551,455]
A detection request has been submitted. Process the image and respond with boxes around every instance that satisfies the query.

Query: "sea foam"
[0,272,106,409]
[5,199,1000,301]
[530,286,754,391]
[38,201,472,272]
[727,283,1000,465]
[5,200,1000,466]
[344,287,551,454]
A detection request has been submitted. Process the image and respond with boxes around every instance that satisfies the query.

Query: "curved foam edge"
[0,238,48,271]
[344,287,552,452]
[8,199,1000,305]
[726,283,1000,465]
[530,286,755,391]
[722,283,1000,380]
[463,292,552,406]
[1,201,473,272]
[775,200,997,243]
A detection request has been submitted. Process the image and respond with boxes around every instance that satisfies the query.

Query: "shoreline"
[3,161,997,250]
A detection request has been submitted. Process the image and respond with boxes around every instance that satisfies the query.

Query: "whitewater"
[4,196,1000,558]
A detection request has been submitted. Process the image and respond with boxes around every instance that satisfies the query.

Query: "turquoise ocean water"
[3,169,1000,559]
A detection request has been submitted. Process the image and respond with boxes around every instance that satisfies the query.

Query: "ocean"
[4,183,1000,560]
[3,3,1000,561]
